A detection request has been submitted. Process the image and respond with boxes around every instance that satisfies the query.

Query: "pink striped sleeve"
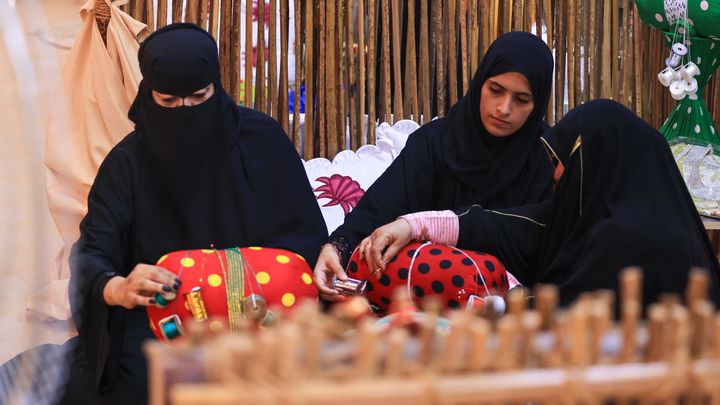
[399,210,459,246]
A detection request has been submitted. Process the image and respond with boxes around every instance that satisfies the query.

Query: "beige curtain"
[36,0,148,321]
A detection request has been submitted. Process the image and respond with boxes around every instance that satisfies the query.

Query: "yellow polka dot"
[281,293,296,307]
[208,274,223,287]
[249,246,263,251]
[201,249,214,254]
[180,257,196,267]
[295,254,306,261]
[209,320,224,333]
[157,254,168,265]
[256,272,271,285]
[276,255,290,264]
[301,273,313,285]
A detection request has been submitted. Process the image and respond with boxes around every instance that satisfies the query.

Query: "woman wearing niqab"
[314,31,556,299]
[456,100,720,307]
[65,23,327,403]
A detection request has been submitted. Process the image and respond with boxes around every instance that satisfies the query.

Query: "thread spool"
[332,277,367,296]
[681,61,700,82]
[467,294,506,316]
[184,286,208,322]
[658,67,678,87]
[681,78,698,95]
[665,43,688,68]
[242,294,268,321]
[670,80,687,100]
[159,314,184,340]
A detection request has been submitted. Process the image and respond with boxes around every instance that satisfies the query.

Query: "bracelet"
[324,236,352,267]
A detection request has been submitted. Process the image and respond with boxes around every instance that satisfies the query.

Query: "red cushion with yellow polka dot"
[146,247,316,342]
[347,241,508,315]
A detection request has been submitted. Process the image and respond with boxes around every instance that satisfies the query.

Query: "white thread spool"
[680,61,700,82]
[670,80,687,100]
[682,78,698,95]
[658,66,679,87]
[665,43,688,68]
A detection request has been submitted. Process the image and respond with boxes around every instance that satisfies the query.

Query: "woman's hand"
[313,245,348,301]
[359,219,413,278]
[103,264,180,309]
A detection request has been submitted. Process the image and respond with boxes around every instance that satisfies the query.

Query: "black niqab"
[538,99,720,306]
[69,23,326,401]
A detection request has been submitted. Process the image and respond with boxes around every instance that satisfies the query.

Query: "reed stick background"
[121,0,720,159]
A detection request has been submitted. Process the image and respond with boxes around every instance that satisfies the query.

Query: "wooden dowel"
[292,0,302,148]
[157,0,168,28]
[346,0,357,150]
[336,0,346,152]
[357,0,366,145]
[198,0,208,29]
[232,0,241,103]
[391,0,403,122]
[404,0,418,121]
[256,0,267,113]
[186,0,198,25]
[447,0,458,106]
[380,0,391,123]
[219,0,231,95]
[172,0,182,23]
[419,0,431,124]
[433,0,445,117]
[326,0,337,155]
[209,0,219,40]
[367,0,377,144]
[268,0,278,118]
[279,0,290,134]
[244,0,253,107]
[317,0,327,155]
[459,0,469,97]
[304,0,314,157]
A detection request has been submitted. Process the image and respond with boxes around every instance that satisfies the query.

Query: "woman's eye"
[516,97,530,104]
[489,86,501,94]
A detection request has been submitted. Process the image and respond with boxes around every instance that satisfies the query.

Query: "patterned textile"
[146,247,317,342]
[346,241,509,315]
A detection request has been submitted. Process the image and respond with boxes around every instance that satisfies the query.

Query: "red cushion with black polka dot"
[146,247,317,342]
[346,241,508,315]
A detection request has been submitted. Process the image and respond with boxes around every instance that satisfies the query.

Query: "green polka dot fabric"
[637,0,720,39]
[658,35,720,146]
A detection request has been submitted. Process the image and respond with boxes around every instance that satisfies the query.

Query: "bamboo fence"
[120,0,720,159]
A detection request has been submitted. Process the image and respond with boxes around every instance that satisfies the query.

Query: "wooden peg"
[438,310,470,372]
[385,327,409,376]
[466,317,490,372]
[620,266,643,306]
[535,284,559,330]
[354,317,379,377]
[685,267,710,309]
[645,303,667,362]
[494,315,519,371]
[569,303,590,367]
[520,311,541,367]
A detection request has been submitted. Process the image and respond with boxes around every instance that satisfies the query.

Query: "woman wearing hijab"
[65,23,326,403]
[314,31,556,301]
[371,100,720,308]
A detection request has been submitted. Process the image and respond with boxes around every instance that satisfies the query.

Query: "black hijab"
[442,31,554,197]
[538,99,720,307]
[330,32,555,262]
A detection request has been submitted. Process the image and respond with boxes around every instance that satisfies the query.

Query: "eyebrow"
[487,79,532,97]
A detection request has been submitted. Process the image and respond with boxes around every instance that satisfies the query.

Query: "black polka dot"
[381,297,391,305]
[431,281,444,293]
[379,274,391,286]
[429,248,442,256]
[397,268,409,280]
[473,275,486,286]
[407,249,416,258]
[388,255,398,263]
[368,301,381,310]
[365,281,374,291]
[492,281,499,290]
[501,274,508,287]
[413,285,425,298]
[451,249,462,255]
[485,260,495,272]
[348,261,358,273]
[417,263,431,274]
[447,299,460,309]
[439,260,452,269]
[452,275,464,288]
[462,258,474,266]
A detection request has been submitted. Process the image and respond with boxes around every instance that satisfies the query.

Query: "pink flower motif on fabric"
[314,174,365,215]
